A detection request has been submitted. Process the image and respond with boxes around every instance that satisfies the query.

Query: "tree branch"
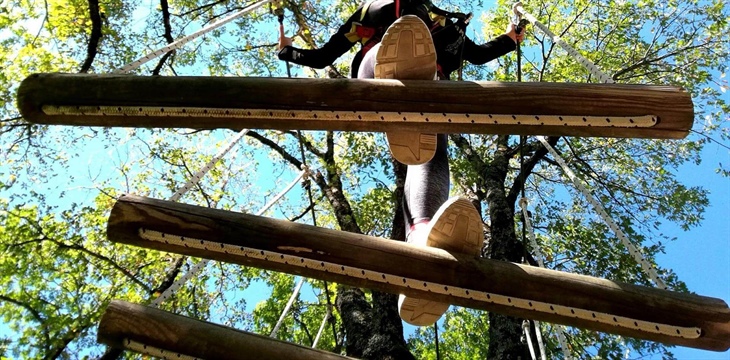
[245,131,303,169]
[79,0,103,73]
[150,256,186,296]
[507,136,560,206]
[152,0,175,75]
[0,294,51,351]
[613,40,713,80]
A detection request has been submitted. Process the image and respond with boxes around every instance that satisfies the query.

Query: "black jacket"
[278,0,515,79]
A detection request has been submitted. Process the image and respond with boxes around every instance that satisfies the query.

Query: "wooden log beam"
[18,73,693,139]
[98,300,354,360]
[107,194,730,352]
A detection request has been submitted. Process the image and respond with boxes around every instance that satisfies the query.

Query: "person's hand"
[505,22,526,44]
[278,23,292,50]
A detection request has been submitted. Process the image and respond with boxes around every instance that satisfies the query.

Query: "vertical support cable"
[520,198,572,359]
[270,276,305,338]
[311,308,330,348]
[536,136,666,289]
[523,320,538,360]
[114,0,272,73]
[513,4,614,84]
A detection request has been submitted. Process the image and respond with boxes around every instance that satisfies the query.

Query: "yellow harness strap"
[345,0,376,43]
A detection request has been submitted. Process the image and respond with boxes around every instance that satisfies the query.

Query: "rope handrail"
[113,0,272,74]
[536,136,667,289]
[513,3,614,84]
[520,198,571,360]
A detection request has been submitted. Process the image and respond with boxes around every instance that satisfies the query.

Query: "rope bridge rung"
[18,74,693,139]
[98,300,354,360]
[106,194,730,352]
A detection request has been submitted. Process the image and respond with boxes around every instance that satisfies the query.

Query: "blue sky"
[2,0,727,358]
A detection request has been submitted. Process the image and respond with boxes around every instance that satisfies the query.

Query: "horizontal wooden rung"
[18,73,694,139]
[98,300,353,360]
[107,194,730,352]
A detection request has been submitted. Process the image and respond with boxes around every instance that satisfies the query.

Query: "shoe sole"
[399,197,483,326]
[375,15,438,166]
[386,132,437,165]
[427,197,483,256]
[374,15,437,80]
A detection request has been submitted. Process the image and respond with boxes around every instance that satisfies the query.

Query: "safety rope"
[513,11,552,359]
[278,9,339,348]
[113,0,272,74]
[513,3,614,84]
[311,306,330,348]
[523,320,538,360]
[520,198,571,359]
[536,136,667,289]
[151,168,306,307]
[271,276,306,337]
[149,128,249,306]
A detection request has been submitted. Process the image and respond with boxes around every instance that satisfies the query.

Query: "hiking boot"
[399,197,483,326]
[375,15,438,166]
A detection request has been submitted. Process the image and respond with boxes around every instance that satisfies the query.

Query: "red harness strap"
[355,24,375,39]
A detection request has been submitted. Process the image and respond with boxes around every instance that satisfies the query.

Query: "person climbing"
[277,0,524,326]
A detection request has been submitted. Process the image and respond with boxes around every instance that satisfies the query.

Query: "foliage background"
[0,0,728,358]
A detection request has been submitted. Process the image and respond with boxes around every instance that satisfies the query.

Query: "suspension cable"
[513,3,614,84]
[536,136,666,289]
[434,322,441,360]
[523,320,538,360]
[270,276,306,337]
[114,0,272,74]
[311,305,331,348]
[520,198,569,359]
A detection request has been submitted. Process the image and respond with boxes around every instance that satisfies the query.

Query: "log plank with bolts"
[107,194,730,352]
[18,73,693,139]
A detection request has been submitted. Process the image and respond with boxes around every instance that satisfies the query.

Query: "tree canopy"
[1,0,728,358]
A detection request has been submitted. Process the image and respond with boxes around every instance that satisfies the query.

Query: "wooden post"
[107,194,730,352]
[18,73,693,139]
[98,300,354,360]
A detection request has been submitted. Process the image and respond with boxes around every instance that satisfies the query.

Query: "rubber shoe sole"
[375,15,438,166]
[399,197,483,326]
[374,15,437,80]
[385,132,438,165]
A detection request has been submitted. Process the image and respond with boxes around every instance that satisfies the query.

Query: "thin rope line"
[514,4,614,84]
[113,0,272,73]
[523,320,538,360]
[534,320,547,360]
[270,276,305,338]
[169,129,249,202]
[536,136,667,289]
[311,308,330,348]
[520,198,571,359]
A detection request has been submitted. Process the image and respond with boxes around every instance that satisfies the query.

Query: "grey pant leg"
[357,43,378,78]
[357,44,451,236]
[403,134,449,233]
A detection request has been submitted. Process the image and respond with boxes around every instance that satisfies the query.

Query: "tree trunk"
[325,151,412,359]
[485,136,530,359]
